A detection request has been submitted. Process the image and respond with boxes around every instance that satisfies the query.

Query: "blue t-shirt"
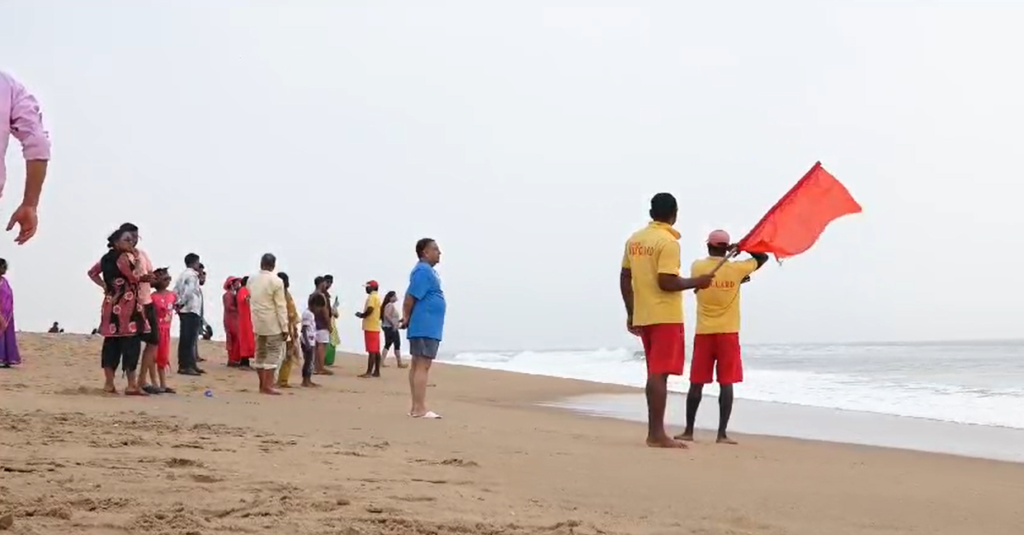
[406,261,446,341]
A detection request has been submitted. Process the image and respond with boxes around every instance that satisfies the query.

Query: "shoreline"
[2,333,1023,535]
[544,392,1024,463]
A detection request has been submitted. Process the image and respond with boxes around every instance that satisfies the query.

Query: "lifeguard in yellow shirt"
[620,193,714,449]
[676,229,767,445]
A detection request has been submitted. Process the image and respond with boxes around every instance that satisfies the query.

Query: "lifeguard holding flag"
[737,162,861,261]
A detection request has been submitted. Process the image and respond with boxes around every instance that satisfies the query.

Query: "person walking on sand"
[401,238,447,419]
[675,230,767,445]
[0,259,20,368]
[99,227,151,395]
[222,277,242,366]
[1,71,51,246]
[619,193,714,449]
[236,275,256,368]
[356,280,383,378]
[275,271,302,388]
[173,253,204,376]
[381,290,406,368]
[247,253,289,395]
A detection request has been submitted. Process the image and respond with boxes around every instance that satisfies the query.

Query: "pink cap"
[706,229,731,246]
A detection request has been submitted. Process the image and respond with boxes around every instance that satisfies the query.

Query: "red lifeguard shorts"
[639,323,685,376]
[364,330,381,354]
[690,333,743,384]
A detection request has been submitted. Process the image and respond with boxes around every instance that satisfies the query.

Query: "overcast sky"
[1,1,1020,352]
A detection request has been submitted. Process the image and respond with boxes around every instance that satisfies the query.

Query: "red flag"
[737,162,861,260]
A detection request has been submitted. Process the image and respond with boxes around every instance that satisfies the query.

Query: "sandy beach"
[1,333,1022,535]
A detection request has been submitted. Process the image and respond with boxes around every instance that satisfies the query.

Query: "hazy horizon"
[2,1,1021,352]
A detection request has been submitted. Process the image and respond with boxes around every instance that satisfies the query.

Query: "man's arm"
[400,294,416,328]
[8,75,50,209]
[654,241,712,292]
[619,268,634,319]
[87,261,103,288]
[740,252,769,284]
[274,282,289,337]
[174,272,194,308]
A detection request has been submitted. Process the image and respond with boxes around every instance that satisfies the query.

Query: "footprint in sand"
[410,457,480,468]
[190,473,223,484]
[165,458,204,468]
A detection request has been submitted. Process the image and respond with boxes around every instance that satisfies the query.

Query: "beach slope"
[0,333,1022,535]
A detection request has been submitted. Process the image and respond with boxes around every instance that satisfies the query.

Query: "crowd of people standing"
[84,222,449,417]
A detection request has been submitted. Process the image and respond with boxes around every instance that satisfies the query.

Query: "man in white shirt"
[173,253,204,376]
[247,253,289,395]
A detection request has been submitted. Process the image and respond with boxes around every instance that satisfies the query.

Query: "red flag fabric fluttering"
[737,162,861,261]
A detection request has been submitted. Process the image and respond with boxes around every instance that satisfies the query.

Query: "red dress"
[222,277,241,365]
[150,290,176,369]
[236,286,256,359]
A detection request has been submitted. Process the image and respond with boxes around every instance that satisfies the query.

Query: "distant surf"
[440,340,1024,429]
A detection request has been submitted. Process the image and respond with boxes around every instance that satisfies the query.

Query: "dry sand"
[1,333,1022,535]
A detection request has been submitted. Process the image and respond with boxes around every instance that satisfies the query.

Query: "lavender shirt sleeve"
[7,75,51,161]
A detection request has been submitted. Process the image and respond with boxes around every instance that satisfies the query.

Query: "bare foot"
[301,381,319,388]
[103,386,118,394]
[397,363,409,369]
[277,384,293,389]
[716,436,738,445]
[673,432,694,442]
[646,436,689,449]
[260,388,282,396]
[357,373,373,379]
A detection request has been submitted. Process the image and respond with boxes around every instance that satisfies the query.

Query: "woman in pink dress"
[149,268,177,393]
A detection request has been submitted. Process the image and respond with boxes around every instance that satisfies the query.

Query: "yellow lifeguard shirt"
[691,257,759,334]
[621,222,684,326]
[361,291,382,332]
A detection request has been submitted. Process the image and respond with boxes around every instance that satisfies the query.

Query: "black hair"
[119,222,139,232]
[415,238,435,258]
[241,276,249,286]
[382,290,396,320]
[314,276,325,287]
[260,253,276,270]
[277,271,290,289]
[153,267,170,278]
[184,253,200,267]
[323,274,334,282]
[649,193,678,222]
[108,228,131,247]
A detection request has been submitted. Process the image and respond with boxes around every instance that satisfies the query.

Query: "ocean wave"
[441,346,1024,429]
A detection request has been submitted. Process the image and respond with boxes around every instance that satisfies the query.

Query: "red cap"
[706,229,731,246]
[365,280,379,290]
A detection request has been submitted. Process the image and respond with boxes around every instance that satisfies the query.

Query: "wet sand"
[1,333,1022,535]
[547,392,1024,462]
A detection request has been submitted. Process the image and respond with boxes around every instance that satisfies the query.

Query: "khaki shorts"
[254,333,286,370]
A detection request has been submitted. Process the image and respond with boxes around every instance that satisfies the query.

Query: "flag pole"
[707,249,739,276]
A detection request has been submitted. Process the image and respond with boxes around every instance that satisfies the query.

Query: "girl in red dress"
[150,268,177,393]
[223,277,242,366]
[99,228,151,395]
[236,276,256,368]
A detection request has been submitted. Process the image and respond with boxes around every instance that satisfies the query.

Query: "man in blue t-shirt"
[400,237,446,419]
